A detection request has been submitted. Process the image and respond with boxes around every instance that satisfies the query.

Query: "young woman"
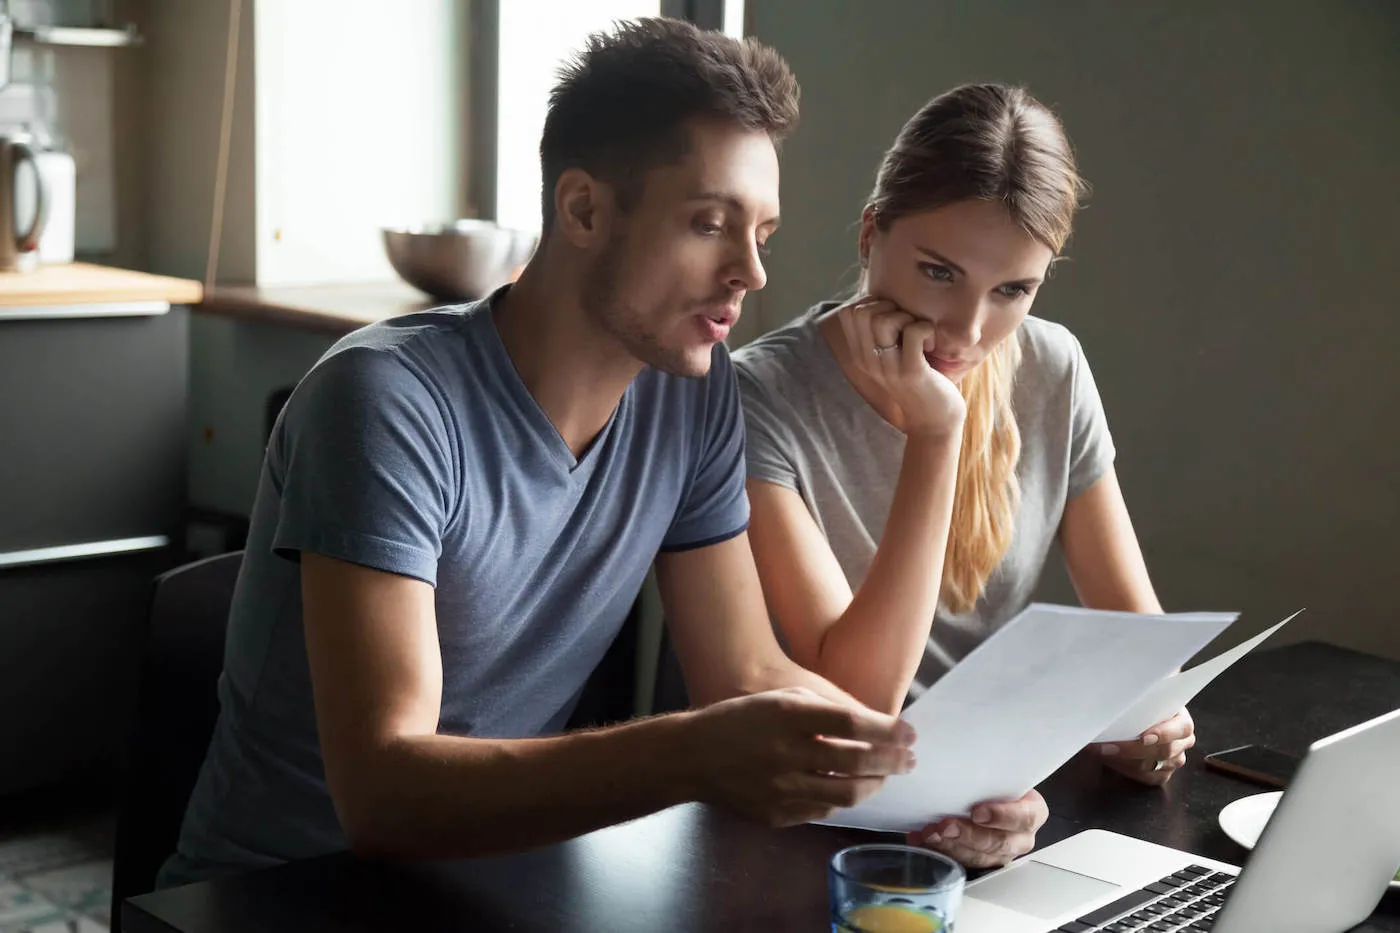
[734,84,1192,868]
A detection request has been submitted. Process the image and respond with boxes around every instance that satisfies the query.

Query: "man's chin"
[641,345,714,379]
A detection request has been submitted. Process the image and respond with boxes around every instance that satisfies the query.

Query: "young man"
[159,18,915,887]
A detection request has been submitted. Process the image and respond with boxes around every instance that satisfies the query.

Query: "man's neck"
[493,260,645,460]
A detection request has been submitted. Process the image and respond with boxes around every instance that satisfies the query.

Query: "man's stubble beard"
[580,230,707,379]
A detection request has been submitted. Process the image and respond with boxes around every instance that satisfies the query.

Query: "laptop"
[959,707,1400,932]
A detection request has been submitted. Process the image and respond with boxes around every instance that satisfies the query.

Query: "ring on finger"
[1150,759,1168,773]
[873,344,899,356]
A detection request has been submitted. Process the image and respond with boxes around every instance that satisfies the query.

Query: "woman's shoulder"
[1015,315,1089,384]
[731,302,833,387]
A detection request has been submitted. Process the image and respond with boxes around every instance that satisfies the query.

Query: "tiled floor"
[0,786,114,933]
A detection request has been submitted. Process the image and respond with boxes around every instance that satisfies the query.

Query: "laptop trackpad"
[968,859,1121,920]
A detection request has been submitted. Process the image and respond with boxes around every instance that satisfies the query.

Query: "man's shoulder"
[294,301,501,413]
[324,301,484,372]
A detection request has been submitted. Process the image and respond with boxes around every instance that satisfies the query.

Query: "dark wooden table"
[125,641,1400,932]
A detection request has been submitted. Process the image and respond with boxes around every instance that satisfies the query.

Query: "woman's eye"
[757,240,772,257]
[696,221,723,236]
[997,283,1031,299]
[919,262,953,283]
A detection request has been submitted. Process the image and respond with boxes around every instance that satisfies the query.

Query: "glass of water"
[830,844,965,932]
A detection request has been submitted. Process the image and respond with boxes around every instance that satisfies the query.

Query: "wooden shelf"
[0,262,201,307]
[203,281,440,335]
[13,24,142,47]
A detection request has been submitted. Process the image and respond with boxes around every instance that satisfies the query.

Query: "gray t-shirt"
[733,304,1114,701]
[162,288,749,885]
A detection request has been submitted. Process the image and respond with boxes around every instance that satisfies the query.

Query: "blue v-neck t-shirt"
[162,287,749,883]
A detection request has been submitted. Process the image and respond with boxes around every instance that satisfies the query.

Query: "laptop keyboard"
[1053,864,1237,932]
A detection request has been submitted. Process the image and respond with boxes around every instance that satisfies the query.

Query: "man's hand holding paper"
[906,789,1049,868]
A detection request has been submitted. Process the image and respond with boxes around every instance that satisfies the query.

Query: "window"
[489,0,744,234]
[493,0,662,234]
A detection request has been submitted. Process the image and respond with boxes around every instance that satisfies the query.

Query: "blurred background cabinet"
[0,288,191,795]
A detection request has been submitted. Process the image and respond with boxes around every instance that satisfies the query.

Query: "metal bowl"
[381,220,537,301]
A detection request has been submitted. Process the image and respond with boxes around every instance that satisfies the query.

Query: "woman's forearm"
[810,430,962,714]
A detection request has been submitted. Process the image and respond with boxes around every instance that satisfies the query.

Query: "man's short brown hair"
[539,17,799,230]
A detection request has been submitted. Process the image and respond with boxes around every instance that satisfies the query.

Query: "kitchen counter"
[0,262,202,309]
[201,280,444,336]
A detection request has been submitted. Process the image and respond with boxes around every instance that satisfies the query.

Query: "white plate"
[1218,790,1283,849]
[1219,791,1400,891]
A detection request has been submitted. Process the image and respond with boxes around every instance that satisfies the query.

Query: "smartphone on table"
[1202,743,1302,788]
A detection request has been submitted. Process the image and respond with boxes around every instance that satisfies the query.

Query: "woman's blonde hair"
[864,84,1087,613]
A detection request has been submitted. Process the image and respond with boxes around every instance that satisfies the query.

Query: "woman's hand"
[834,297,966,439]
[1089,709,1195,786]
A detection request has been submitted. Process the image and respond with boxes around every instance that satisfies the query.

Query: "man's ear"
[553,168,615,248]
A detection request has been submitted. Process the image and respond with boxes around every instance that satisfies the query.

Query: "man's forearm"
[337,709,705,859]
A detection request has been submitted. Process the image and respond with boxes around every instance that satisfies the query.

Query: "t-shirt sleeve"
[1066,335,1117,499]
[735,361,800,493]
[269,347,459,586]
[659,345,751,553]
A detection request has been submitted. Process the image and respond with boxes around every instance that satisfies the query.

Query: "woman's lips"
[925,352,969,375]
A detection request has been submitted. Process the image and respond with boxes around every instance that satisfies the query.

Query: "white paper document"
[819,603,1241,833]
[1094,609,1303,742]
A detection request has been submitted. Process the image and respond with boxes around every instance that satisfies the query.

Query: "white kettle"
[0,135,48,272]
